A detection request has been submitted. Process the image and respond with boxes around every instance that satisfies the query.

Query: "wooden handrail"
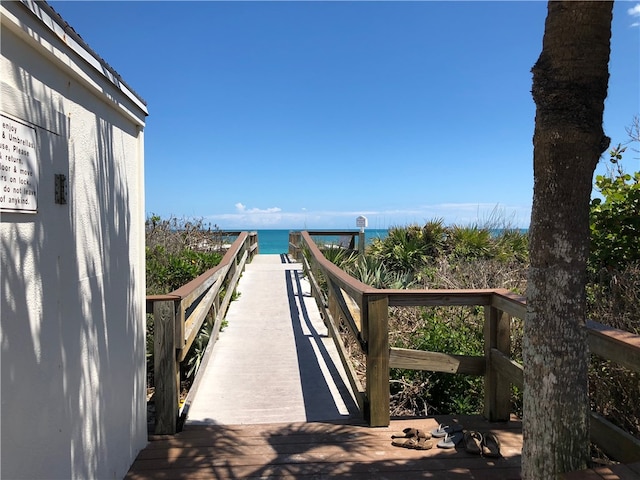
[290,230,640,462]
[146,231,258,434]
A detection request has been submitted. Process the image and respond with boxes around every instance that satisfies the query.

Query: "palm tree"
[523,2,613,478]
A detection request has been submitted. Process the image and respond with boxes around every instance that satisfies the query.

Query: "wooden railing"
[290,230,640,463]
[146,231,258,434]
[289,230,365,254]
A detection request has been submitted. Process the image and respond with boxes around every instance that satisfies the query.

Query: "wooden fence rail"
[146,231,258,434]
[290,230,640,463]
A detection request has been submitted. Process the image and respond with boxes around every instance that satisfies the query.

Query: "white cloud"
[629,4,640,27]
[235,202,281,214]
[206,203,531,230]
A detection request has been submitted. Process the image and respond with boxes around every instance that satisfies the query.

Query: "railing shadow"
[284,267,361,421]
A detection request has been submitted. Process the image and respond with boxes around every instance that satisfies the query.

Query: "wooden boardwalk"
[184,254,360,425]
[125,253,640,479]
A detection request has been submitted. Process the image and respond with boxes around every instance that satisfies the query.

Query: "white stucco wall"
[1,2,148,479]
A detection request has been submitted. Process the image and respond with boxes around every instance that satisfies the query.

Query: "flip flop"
[414,436,434,451]
[391,427,417,439]
[392,434,434,450]
[482,432,502,458]
[463,431,483,455]
[391,428,430,439]
[391,436,421,449]
[437,432,464,449]
[431,423,464,438]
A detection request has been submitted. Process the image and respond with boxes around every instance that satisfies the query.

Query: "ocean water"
[254,227,528,254]
[256,229,389,254]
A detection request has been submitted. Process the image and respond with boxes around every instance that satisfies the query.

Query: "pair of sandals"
[391,424,464,450]
[463,430,501,458]
[390,428,433,450]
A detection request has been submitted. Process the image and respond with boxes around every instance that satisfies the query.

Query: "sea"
[256,229,389,254]
[254,227,528,254]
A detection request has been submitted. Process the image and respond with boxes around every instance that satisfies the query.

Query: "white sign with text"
[0,115,38,213]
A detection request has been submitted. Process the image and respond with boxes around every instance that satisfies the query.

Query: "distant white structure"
[1,1,148,479]
[356,215,368,232]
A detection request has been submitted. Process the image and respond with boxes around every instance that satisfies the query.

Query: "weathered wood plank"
[126,416,524,480]
[321,300,366,413]
[491,348,524,388]
[484,306,511,422]
[389,347,485,375]
[590,411,640,464]
[365,294,389,427]
[328,280,363,350]
[491,290,526,319]
[387,290,494,307]
[154,300,179,435]
[342,288,362,331]
[180,277,222,359]
[587,320,640,373]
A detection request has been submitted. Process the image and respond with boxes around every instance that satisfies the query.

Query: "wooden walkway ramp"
[127,253,529,479]
[184,253,360,425]
[125,246,639,479]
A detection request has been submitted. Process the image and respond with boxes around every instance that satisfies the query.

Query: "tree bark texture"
[523,2,612,478]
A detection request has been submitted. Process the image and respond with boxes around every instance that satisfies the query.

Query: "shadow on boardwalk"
[184,254,359,426]
[126,416,523,479]
[285,263,360,421]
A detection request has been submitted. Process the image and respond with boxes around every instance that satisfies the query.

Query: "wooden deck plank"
[562,462,640,479]
[126,416,523,479]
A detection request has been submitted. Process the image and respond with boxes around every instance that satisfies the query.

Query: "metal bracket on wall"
[54,174,67,204]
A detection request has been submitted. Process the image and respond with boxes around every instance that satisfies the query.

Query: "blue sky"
[49,1,639,230]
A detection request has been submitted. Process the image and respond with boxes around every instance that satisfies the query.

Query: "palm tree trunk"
[523,2,613,478]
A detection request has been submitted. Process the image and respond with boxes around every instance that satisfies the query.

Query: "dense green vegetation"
[589,143,640,272]
[323,220,529,416]
[146,215,224,294]
[145,216,225,394]
[586,122,640,443]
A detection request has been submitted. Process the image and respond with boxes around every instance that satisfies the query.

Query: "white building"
[1,1,148,478]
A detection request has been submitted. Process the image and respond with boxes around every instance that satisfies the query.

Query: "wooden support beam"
[365,294,389,427]
[154,299,179,434]
[587,320,640,373]
[390,348,485,375]
[484,306,511,422]
[590,411,640,463]
[490,348,524,388]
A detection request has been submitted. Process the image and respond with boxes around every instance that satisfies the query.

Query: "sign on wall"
[0,114,38,213]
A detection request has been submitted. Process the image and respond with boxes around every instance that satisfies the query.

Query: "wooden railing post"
[154,299,179,434]
[327,281,339,329]
[484,304,511,422]
[289,231,301,259]
[365,294,390,426]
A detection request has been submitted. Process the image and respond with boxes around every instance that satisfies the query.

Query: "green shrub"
[145,215,225,391]
[324,219,530,416]
[448,225,495,260]
[346,255,418,289]
[390,306,485,415]
[146,216,223,294]
[589,144,640,272]
[367,224,432,274]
